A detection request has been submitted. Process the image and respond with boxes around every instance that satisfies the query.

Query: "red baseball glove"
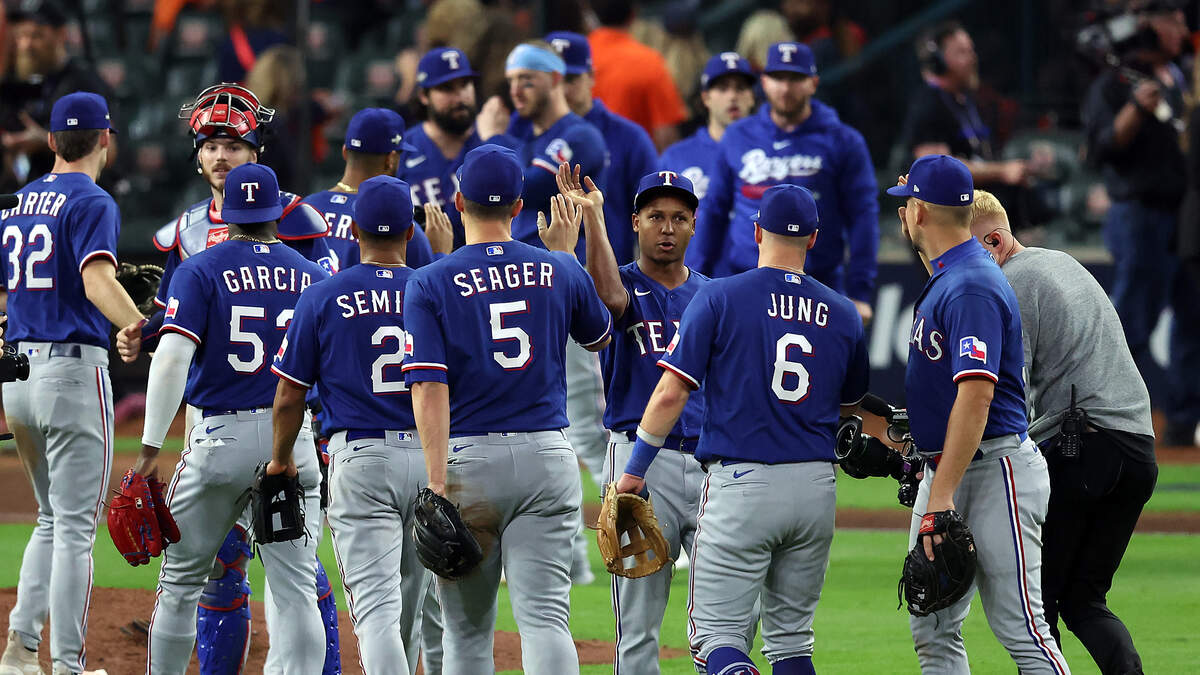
[108,469,180,566]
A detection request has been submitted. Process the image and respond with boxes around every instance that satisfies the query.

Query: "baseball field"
[0,436,1197,674]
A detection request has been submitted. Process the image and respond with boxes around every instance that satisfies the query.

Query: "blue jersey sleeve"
[657,289,718,389]
[567,123,607,179]
[292,237,338,276]
[72,196,120,272]
[271,290,320,388]
[688,143,734,276]
[155,249,182,308]
[401,274,448,385]
[564,255,612,348]
[161,264,209,344]
[943,293,1005,384]
[836,128,880,302]
[841,318,870,405]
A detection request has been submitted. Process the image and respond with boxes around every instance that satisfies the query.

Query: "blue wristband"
[624,438,661,478]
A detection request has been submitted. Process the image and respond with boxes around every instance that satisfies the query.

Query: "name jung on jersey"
[453,261,556,298]
[221,263,319,294]
[767,292,831,325]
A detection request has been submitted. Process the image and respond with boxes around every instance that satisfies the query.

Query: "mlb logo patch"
[488,195,501,203]
[43,175,57,183]
[24,347,41,357]
[486,245,503,256]
[378,225,390,232]
[546,138,573,164]
[376,269,393,279]
[349,139,362,147]
[331,194,348,204]
[166,297,179,319]
[253,244,269,254]
[787,224,800,232]
[404,333,414,357]
[959,336,988,362]
[67,118,78,126]
[784,273,802,284]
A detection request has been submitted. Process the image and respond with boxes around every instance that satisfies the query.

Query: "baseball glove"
[250,462,305,544]
[411,487,483,580]
[116,262,164,316]
[108,469,180,566]
[899,509,977,616]
[595,483,671,578]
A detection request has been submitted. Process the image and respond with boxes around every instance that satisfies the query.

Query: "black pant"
[1041,430,1158,675]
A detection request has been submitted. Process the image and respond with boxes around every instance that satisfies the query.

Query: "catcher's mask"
[180,83,275,157]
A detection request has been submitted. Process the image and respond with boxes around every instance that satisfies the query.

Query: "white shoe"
[676,548,691,569]
[50,664,107,675]
[1,630,43,675]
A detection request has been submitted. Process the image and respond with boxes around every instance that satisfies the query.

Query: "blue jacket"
[658,126,719,201]
[690,101,879,302]
[583,100,657,265]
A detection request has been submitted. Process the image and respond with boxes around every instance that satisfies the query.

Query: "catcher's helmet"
[179,83,275,154]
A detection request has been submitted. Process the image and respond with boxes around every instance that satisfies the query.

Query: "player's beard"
[13,50,46,81]
[201,162,233,194]
[770,92,810,122]
[430,102,476,136]
[517,88,549,121]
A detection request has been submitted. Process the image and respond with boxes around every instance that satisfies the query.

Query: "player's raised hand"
[538,193,582,253]
[556,162,604,212]
[117,319,145,363]
[476,95,511,140]
[423,202,454,255]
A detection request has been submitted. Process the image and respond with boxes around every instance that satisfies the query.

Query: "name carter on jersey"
[222,265,316,294]
[453,262,555,298]
[1,191,68,219]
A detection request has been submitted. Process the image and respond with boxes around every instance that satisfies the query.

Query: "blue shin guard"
[706,646,761,675]
[316,556,341,675]
[772,656,815,675]
[197,525,254,675]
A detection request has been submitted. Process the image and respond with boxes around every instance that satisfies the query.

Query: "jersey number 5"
[228,305,293,373]
[489,300,532,370]
[771,333,813,403]
[3,224,54,290]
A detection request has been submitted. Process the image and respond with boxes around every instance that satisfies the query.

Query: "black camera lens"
[0,345,29,382]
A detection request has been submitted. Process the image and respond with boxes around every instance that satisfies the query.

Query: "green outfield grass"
[1,465,1197,674]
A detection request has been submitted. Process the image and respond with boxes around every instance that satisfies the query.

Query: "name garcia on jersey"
[1,190,68,219]
[453,261,555,298]
[222,265,316,294]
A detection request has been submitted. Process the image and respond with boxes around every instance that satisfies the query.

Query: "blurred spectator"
[734,9,794,72]
[780,0,866,73]
[629,2,709,106]
[424,0,525,101]
[691,42,878,323]
[0,0,114,193]
[659,52,757,201]
[588,0,687,150]
[1083,4,1199,446]
[215,0,289,84]
[244,44,330,193]
[150,0,213,51]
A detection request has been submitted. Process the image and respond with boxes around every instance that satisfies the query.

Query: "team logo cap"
[545,31,592,75]
[354,175,415,236]
[755,184,819,237]
[886,154,974,206]
[221,164,282,224]
[458,144,523,205]
[50,92,117,133]
[418,47,479,88]
[633,171,698,213]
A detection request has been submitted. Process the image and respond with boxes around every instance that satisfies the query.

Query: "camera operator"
[971,189,1156,675]
[1082,1,1200,447]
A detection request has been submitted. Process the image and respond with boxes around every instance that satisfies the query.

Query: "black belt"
[621,430,699,454]
[202,407,270,418]
[49,344,83,358]
[345,430,385,441]
[925,448,983,469]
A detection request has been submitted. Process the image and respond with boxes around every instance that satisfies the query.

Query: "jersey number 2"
[771,333,813,403]
[371,325,409,394]
[3,224,54,290]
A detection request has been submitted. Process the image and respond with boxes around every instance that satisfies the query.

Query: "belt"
[345,429,417,442]
[49,344,82,358]
[925,448,983,469]
[202,407,271,418]
[621,430,699,454]
[924,431,1031,469]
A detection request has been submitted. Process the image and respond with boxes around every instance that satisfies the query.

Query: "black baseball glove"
[116,263,164,316]
[899,509,977,616]
[250,462,305,544]
[411,487,483,580]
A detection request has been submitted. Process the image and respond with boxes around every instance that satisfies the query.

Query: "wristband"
[635,425,667,447]
[625,426,665,478]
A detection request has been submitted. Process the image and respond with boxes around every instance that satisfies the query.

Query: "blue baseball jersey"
[302,189,435,270]
[690,102,879,302]
[904,238,1028,453]
[153,193,335,308]
[1,172,119,347]
[397,124,521,250]
[507,112,606,260]
[403,240,612,434]
[161,240,328,411]
[659,267,869,464]
[658,126,719,201]
[601,262,708,436]
[273,263,416,434]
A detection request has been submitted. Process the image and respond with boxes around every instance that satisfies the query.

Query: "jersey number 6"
[771,333,813,403]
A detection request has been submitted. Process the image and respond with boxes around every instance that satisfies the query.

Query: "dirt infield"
[0,586,654,673]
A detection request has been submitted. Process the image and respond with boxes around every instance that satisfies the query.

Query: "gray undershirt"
[1000,247,1154,445]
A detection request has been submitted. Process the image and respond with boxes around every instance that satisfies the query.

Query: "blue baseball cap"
[344,108,415,154]
[754,184,819,237]
[457,144,523,205]
[634,170,698,212]
[700,52,755,89]
[886,155,974,207]
[764,42,817,77]
[50,92,116,133]
[417,47,478,88]
[546,31,592,75]
[354,175,415,236]
[222,164,282,224]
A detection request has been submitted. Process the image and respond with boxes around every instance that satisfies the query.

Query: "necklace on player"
[771,264,806,275]
[361,258,407,267]
[335,181,358,193]
[229,233,280,244]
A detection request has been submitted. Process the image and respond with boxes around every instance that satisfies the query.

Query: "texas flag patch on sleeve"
[165,297,179,319]
[959,336,988,362]
[404,332,414,357]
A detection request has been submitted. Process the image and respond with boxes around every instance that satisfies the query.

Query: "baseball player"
[692,41,878,324]
[887,155,1069,674]
[269,175,433,674]
[0,92,141,675]
[614,184,869,675]
[304,108,439,269]
[402,144,612,674]
[552,162,723,674]
[970,190,1155,674]
[399,47,520,251]
[134,163,327,675]
[658,52,757,201]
